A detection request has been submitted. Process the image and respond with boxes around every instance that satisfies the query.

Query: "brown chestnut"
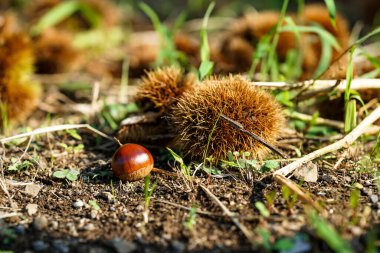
[111,143,154,181]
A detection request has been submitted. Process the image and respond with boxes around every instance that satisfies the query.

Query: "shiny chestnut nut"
[111,143,154,181]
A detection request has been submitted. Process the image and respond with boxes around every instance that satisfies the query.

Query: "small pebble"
[84,223,96,231]
[14,224,25,235]
[100,191,115,204]
[135,205,144,211]
[51,221,59,230]
[90,209,98,219]
[362,188,373,196]
[67,223,78,237]
[73,200,84,209]
[109,206,116,212]
[52,240,70,253]
[370,195,379,205]
[109,238,137,253]
[344,176,351,183]
[32,240,49,251]
[171,240,186,253]
[33,215,48,231]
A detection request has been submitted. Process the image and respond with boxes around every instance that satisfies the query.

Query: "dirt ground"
[1,129,379,253]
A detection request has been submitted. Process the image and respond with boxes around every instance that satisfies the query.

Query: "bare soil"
[1,131,379,253]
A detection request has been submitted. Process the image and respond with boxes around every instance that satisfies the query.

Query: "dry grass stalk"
[0,124,114,144]
[274,106,380,177]
[200,184,256,247]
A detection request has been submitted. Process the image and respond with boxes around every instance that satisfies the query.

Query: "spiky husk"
[0,12,41,124]
[0,14,34,80]
[1,80,41,124]
[33,29,81,73]
[169,75,285,161]
[136,67,196,112]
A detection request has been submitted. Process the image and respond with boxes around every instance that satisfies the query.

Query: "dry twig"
[0,124,115,144]
[200,184,256,247]
[274,106,380,177]
[272,106,380,213]
[252,79,380,91]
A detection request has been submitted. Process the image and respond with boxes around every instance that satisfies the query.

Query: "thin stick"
[251,79,380,90]
[286,111,344,129]
[0,124,115,144]
[220,114,287,158]
[154,199,222,217]
[273,174,325,213]
[274,106,380,177]
[200,184,256,246]
[91,81,100,115]
[0,212,21,219]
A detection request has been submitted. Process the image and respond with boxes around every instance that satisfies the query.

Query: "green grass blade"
[199,2,215,80]
[77,2,101,28]
[173,11,187,34]
[139,2,162,33]
[354,26,380,46]
[344,100,357,133]
[323,0,336,28]
[32,0,80,35]
[309,212,353,253]
[281,24,339,78]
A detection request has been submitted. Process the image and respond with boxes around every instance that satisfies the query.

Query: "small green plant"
[53,169,80,182]
[220,151,258,170]
[264,190,277,210]
[343,26,380,132]
[0,227,17,245]
[7,158,34,172]
[167,148,192,181]
[281,185,298,209]
[58,142,84,153]
[371,132,380,161]
[184,204,197,230]
[260,160,280,172]
[256,227,294,251]
[198,1,215,80]
[309,211,353,253]
[144,176,157,207]
[88,200,101,211]
[143,175,157,223]
[65,129,82,140]
[221,151,279,173]
[256,227,272,251]
[255,201,270,218]
[100,102,139,130]
[249,0,340,81]
[349,185,361,224]
[364,229,377,253]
